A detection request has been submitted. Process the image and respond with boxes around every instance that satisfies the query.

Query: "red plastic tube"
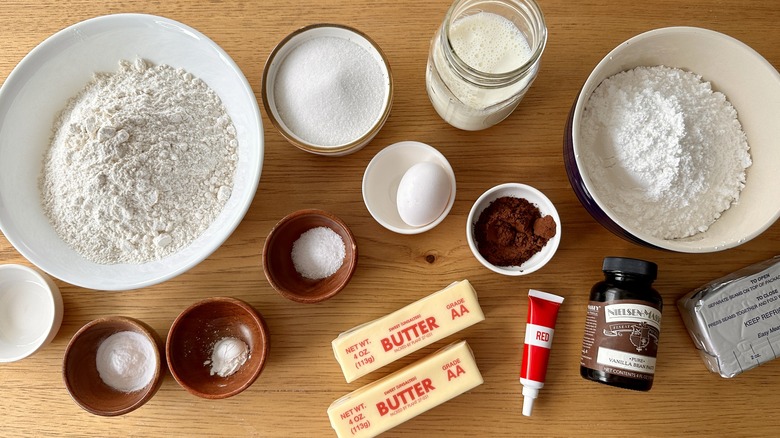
[519,289,564,416]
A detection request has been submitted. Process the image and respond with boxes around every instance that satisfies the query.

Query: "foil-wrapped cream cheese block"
[327,340,483,438]
[678,255,780,378]
[332,280,485,383]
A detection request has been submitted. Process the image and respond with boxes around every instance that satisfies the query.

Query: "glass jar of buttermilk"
[425,0,547,131]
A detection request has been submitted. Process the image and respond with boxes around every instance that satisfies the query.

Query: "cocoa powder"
[474,196,557,267]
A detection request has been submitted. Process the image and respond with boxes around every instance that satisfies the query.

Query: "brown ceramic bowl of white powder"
[63,316,164,416]
[166,297,270,399]
[263,209,358,303]
[564,27,780,252]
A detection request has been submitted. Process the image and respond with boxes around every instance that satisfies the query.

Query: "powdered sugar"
[581,66,751,239]
[41,59,238,264]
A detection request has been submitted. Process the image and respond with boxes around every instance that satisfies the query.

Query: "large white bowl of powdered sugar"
[564,27,780,252]
[0,14,263,290]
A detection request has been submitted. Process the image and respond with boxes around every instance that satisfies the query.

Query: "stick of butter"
[327,340,483,438]
[332,280,485,383]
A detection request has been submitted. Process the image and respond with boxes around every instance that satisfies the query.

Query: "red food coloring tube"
[519,289,564,416]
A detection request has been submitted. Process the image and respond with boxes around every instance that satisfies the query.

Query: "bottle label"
[581,300,662,380]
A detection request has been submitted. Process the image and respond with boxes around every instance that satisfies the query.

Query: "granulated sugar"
[41,59,238,264]
[581,65,751,239]
[291,226,346,280]
[273,36,385,146]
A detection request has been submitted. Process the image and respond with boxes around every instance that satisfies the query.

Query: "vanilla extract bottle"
[580,257,663,391]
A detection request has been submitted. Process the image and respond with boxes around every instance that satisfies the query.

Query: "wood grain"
[1,0,779,436]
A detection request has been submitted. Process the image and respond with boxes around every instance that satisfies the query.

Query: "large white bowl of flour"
[564,27,780,252]
[0,14,263,290]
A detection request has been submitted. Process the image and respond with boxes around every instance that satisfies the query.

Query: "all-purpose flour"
[41,59,238,264]
[581,66,751,239]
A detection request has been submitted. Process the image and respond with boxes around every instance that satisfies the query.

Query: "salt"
[95,331,156,393]
[291,226,346,280]
[273,36,385,146]
[581,65,751,239]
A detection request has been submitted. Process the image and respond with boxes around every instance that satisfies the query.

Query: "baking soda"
[581,66,751,239]
[273,36,386,146]
[95,331,156,393]
[204,337,249,377]
[291,226,346,280]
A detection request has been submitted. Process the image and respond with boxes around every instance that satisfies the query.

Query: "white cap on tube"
[522,385,539,416]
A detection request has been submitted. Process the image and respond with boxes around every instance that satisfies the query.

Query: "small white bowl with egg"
[362,141,456,234]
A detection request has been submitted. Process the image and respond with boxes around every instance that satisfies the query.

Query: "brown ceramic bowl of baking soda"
[262,209,358,303]
[63,316,164,416]
[166,297,270,399]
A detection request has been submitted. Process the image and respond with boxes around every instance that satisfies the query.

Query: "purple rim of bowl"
[563,96,663,250]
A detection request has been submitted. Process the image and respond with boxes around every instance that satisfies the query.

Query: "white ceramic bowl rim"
[362,141,457,235]
[466,183,561,276]
[571,26,780,252]
[0,14,263,290]
[0,264,62,362]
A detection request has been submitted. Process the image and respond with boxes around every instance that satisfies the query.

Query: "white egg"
[396,161,452,227]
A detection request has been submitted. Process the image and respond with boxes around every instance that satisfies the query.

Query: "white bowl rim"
[0,13,263,290]
[466,183,561,276]
[571,26,780,253]
[362,140,457,235]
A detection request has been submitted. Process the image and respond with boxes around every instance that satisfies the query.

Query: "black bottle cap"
[602,257,657,281]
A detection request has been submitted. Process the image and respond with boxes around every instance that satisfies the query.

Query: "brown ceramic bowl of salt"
[263,209,358,303]
[166,297,270,399]
[62,316,164,416]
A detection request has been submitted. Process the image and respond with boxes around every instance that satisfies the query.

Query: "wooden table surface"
[1,0,779,436]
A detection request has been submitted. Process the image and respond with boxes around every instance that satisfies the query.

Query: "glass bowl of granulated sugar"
[262,24,393,156]
[565,26,780,253]
[0,14,263,290]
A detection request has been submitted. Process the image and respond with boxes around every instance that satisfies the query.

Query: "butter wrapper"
[332,280,485,383]
[677,255,780,378]
[327,340,483,438]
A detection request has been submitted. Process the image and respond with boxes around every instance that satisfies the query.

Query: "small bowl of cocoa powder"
[466,183,561,276]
